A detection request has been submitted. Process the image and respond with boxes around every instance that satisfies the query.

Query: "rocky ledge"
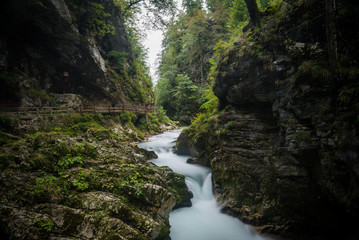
[0,114,190,240]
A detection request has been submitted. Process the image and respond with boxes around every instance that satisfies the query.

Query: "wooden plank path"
[0,104,155,120]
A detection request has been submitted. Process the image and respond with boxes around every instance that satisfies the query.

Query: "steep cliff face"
[0,0,151,106]
[178,0,359,239]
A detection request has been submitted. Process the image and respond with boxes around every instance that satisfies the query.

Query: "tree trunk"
[325,0,339,73]
[244,0,260,29]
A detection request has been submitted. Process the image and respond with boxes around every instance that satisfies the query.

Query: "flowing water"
[138,129,270,240]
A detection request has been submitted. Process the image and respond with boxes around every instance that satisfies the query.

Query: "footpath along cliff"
[0,0,191,239]
[177,0,359,239]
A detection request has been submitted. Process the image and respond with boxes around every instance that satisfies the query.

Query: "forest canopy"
[155,0,273,122]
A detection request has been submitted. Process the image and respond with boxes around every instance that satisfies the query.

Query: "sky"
[143,29,163,85]
[141,0,183,85]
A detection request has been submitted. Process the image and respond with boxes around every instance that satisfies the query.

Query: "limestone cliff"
[177,0,359,239]
[0,0,152,106]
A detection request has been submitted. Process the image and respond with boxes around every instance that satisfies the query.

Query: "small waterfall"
[138,129,270,240]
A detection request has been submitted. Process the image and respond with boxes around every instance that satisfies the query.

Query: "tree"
[118,0,176,28]
[183,0,203,16]
[325,0,339,73]
[181,9,214,85]
[228,0,249,28]
[173,74,201,117]
[243,0,260,30]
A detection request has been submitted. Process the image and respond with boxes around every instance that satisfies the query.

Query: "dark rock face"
[0,0,131,104]
[174,129,199,157]
[179,1,359,239]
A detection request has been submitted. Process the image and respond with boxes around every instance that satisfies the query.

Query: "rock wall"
[177,1,359,239]
[0,0,133,105]
[0,116,190,240]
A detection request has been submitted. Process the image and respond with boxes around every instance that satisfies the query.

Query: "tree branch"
[126,0,145,10]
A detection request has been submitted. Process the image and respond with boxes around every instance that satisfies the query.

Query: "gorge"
[1,0,359,240]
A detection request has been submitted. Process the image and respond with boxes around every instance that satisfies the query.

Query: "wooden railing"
[0,104,155,119]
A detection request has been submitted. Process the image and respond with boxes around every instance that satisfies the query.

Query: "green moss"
[296,59,334,86]
[0,114,19,133]
[33,176,63,202]
[107,51,128,73]
[120,111,133,123]
[155,220,170,240]
[35,217,55,232]
[289,130,312,144]
[21,88,54,105]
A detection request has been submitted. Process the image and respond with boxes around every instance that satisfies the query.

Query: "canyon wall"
[177,1,359,239]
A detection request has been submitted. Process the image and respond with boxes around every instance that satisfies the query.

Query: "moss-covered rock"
[0,113,181,240]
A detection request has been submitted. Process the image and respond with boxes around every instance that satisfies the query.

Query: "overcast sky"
[141,0,183,85]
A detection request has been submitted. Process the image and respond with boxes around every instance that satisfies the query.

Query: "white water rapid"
[138,129,270,240]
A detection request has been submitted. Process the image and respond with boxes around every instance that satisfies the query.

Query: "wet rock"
[174,129,199,157]
[0,123,186,240]
[161,167,193,209]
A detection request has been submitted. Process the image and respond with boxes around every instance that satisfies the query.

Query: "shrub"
[107,51,128,73]
[120,111,134,123]
[0,114,18,132]
[35,217,55,232]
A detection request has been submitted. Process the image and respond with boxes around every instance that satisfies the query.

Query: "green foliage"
[22,88,53,105]
[35,217,55,232]
[33,176,63,199]
[107,51,128,73]
[180,84,220,142]
[156,0,255,121]
[156,73,204,121]
[145,113,161,133]
[122,0,176,28]
[291,130,312,143]
[199,85,219,113]
[113,164,146,196]
[72,170,89,191]
[56,155,83,173]
[183,0,203,16]
[120,111,137,123]
[106,24,153,104]
[89,2,115,37]
[296,59,333,86]
[156,106,174,125]
[228,0,249,28]
[336,79,359,128]
[0,114,18,132]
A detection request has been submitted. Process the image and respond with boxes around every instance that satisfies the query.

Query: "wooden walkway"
[0,104,155,120]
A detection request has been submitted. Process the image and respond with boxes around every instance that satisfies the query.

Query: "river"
[138,129,270,240]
